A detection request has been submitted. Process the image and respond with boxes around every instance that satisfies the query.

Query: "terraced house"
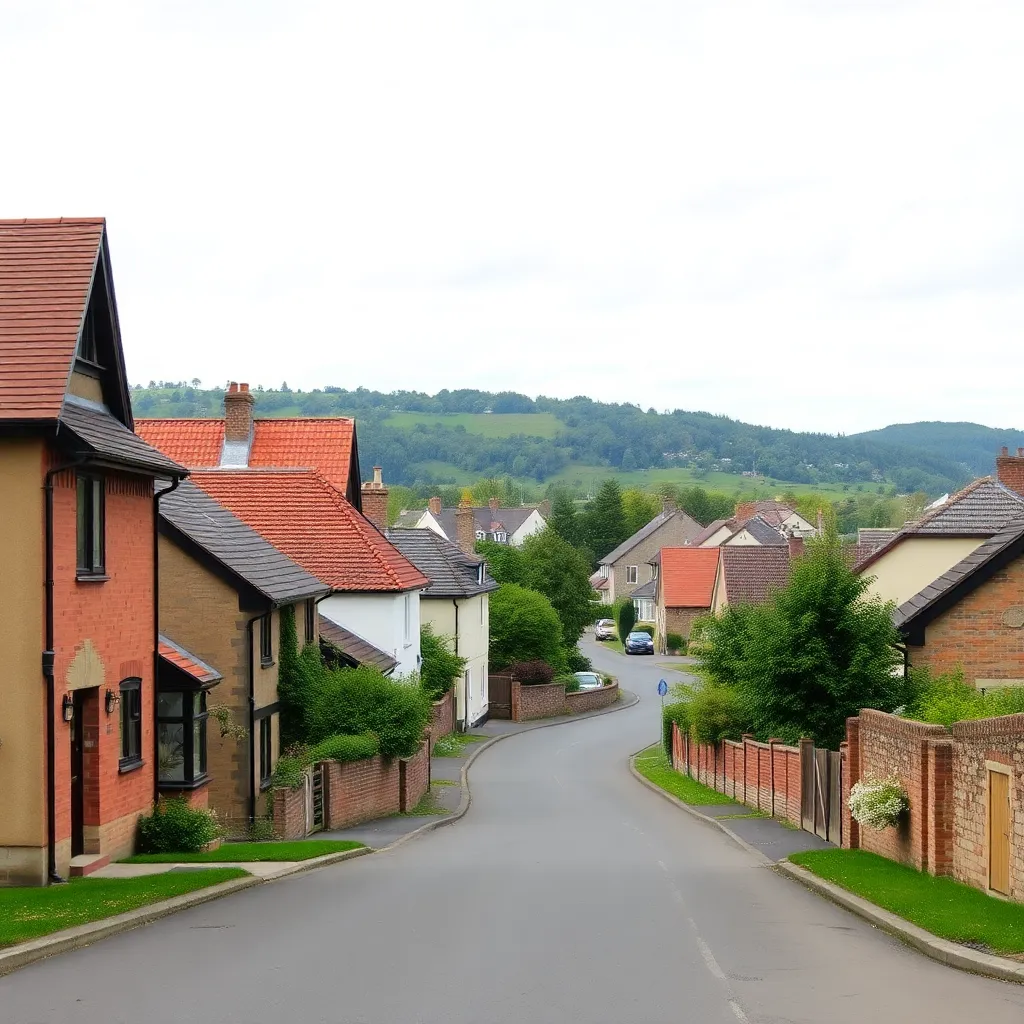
[0,219,186,885]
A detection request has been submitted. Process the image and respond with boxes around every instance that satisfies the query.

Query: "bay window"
[157,688,209,788]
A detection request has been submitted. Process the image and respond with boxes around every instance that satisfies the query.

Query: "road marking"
[728,999,750,1022]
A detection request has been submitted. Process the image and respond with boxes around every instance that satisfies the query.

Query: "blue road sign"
[657,679,668,696]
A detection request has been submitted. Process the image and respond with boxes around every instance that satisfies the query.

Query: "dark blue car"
[624,631,654,655]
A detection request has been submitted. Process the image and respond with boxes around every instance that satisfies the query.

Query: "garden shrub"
[308,732,380,764]
[632,623,655,637]
[510,660,555,684]
[666,632,685,653]
[565,647,592,673]
[269,754,307,790]
[662,699,691,754]
[849,776,908,830]
[688,685,745,745]
[420,624,467,701]
[558,674,581,693]
[903,666,1024,727]
[616,598,637,641]
[136,797,221,854]
[489,584,566,670]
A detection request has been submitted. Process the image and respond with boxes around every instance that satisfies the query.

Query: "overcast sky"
[3,1,1022,434]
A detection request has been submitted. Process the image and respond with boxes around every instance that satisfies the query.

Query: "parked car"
[573,671,603,690]
[624,631,655,655]
[595,619,616,641]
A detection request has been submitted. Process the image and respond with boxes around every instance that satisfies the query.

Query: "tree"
[692,530,904,748]
[616,597,636,642]
[519,528,598,648]
[489,584,566,670]
[420,624,467,701]
[622,488,660,536]
[549,490,581,546]
[580,480,628,561]
[475,540,527,585]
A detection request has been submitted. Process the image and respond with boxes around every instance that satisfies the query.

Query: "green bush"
[616,598,637,642]
[688,685,745,745]
[662,700,691,754]
[420,624,467,701]
[632,623,655,637]
[564,647,592,673]
[510,660,555,684]
[557,674,581,693]
[308,732,380,763]
[136,798,221,854]
[666,632,685,652]
[904,667,1024,727]
[269,754,307,790]
[489,584,566,670]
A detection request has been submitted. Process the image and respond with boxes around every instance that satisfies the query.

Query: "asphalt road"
[4,640,1024,1023]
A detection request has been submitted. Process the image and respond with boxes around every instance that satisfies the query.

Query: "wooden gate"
[304,764,326,834]
[989,769,1011,895]
[488,674,513,719]
[801,745,842,845]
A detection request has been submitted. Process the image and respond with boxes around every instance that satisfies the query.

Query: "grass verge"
[599,638,625,655]
[401,786,451,816]
[633,744,738,807]
[790,849,1024,955]
[123,840,364,864]
[432,733,488,757]
[0,870,247,948]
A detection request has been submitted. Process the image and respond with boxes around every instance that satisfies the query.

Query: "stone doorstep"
[68,853,110,878]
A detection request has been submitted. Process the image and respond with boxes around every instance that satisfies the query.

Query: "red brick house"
[653,547,720,649]
[0,219,186,885]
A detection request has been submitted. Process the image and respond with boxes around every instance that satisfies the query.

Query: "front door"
[989,769,1011,896]
[70,691,86,857]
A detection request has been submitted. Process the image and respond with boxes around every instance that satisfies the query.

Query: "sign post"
[657,679,668,749]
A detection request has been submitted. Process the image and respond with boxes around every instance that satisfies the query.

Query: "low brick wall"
[565,681,619,714]
[427,691,455,751]
[512,681,567,721]
[272,784,308,840]
[323,755,401,830]
[399,742,431,812]
[670,723,803,826]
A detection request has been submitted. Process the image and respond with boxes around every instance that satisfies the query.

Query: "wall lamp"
[105,688,120,715]
[61,693,75,723]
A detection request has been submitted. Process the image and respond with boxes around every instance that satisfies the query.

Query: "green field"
[382,411,562,439]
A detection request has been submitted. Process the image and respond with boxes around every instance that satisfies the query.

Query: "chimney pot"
[373,466,383,486]
[1017,448,1024,458]
[223,380,255,443]
[1002,447,1010,457]
[996,446,1024,497]
[489,496,499,513]
[360,467,389,531]
[428,496,442,517]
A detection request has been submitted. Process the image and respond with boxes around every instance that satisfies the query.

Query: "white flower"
[849,775,908,830]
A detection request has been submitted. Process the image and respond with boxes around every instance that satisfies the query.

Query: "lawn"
[633,744,737,806]
[0,870,247,948]
[599,637,625,655]
[383,411,562,439]
[431,733,489,757]
[790,849,1024,955]
[123,840,364,864]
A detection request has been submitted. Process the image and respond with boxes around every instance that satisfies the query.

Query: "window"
[304,599,316,645]
[78,306,100,365]
[475,530,486,541]
[119,678,142,770]
[477,563,485,586]
[626,565,639,585]
[157,689,208,786]
[651,563,659,580]
[259,717,273,788]
[76,475,105,577]
[404,594,412,645]
[494,532,507,543]
[259,614,273,666]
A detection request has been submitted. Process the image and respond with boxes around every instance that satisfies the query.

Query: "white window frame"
[475,530,486,540]
[626,565,639,585]
[494,532,507,543]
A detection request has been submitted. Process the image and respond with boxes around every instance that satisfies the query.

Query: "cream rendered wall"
[510,509,546,546]
[700,526,734,547]
[421,593,490,725]
[723,528,761,546]
[320,591,422,677]
[860,536,986,606]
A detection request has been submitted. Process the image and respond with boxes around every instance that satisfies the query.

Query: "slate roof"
[690,518,737,547]
[599,508,702,566]
[318,615,399,675]
[158,634,222,685]
[394,509,428,529]
[0,218,106,420]
[386,528,498,598]
[660,548,720,608]
[720,547,792,606]
[725,515,788,547]
[894,519,1024,630]
[435,506,539,539]
[855,478,1024,573]
[630,578,658,600]
[159,479,329,604]
[188,469,428,593]
[858,528,897,548]
[137,417,357,495]
[735,501,800,529]
[59,397,187,477]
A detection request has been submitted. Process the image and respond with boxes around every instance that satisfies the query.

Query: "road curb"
[776,861,1024,984]
[626,751,774,867]
[379,689,641,853]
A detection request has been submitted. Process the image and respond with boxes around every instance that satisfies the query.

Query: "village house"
[157,480,329,833]
[593,500,702,606]
[652,548,720,649]
[709,542,796,614]
[395,496,548,547]
[387,528,499,729]
[0,218,187,885]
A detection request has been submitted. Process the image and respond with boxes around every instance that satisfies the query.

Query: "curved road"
[4,642,1024,1023]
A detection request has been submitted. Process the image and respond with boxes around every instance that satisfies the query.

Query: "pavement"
[4,636,1024,1022]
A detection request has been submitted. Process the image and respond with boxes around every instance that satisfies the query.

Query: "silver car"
[574,672,603,690]
[594,619,616,641]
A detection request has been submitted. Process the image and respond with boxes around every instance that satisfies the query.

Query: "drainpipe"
[245,613,263,824]
[453,598,465,732]
[152,477,181,802]
[44,457,87,883]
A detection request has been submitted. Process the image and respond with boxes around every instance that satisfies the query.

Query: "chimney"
[361,466,389,531]
[735,501,756,524]
[788,534,805,560]
[996,447,1024,497]
[428,496,442,517]
[224,382,255,443]
[455,496,476,555]
[662,496,676,514]
[489,496,500,514]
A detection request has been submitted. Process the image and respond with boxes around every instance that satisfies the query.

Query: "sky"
[2,1,1023,434]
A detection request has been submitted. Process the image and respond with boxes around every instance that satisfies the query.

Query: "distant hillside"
[130,382,977,495]
[853,422,1024,481]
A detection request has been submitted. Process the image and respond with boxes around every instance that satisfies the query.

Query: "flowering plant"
[849,775,908,830]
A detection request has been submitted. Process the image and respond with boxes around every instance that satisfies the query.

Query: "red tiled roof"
[0,218,104,420]
[660,547,720,608]
[136,417,356,493]
[158,636,222,685]
[188,469,429,592]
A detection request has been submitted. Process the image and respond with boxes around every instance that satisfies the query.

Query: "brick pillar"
[843,719,861,850]
[428,496,441,516]
[925,738,954,876]
[511,680,521,722]
[996,446,1024,497]
[224,382,255,442]
[455,497,476,554]
[799,737,814,832]
[361,466,389,531]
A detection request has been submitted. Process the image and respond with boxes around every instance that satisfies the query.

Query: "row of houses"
[0,218,509,886]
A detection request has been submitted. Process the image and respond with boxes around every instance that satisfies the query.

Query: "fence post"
[768,739,778,819]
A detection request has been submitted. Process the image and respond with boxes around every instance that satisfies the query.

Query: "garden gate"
[801,745,842,844]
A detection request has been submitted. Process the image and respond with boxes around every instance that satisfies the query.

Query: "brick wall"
[908,551,1024,686]
[664,607,705,643]
[951,714,1024,899]
[427,691,455,750]
[512,681,567,721]
[670,723,803,826]
[272,782,307,839]
[399,743,430,812]
[323,755,401,829]
[565,681,619,714]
